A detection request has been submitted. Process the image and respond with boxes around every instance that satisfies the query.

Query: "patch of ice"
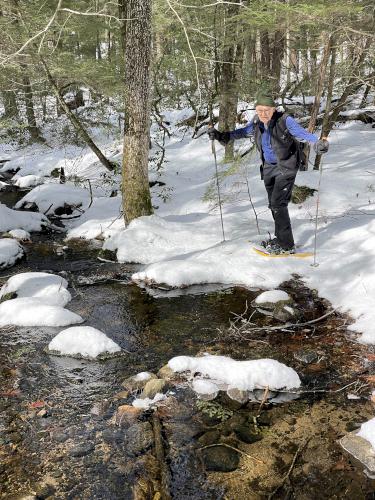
[168,354,301,391]
[255,290,290,305]
[358,418,375,450]
[48,326,121,358]
[0,238,24,269]
[0,272,71,307]
[132,393,166,409]
[0,297,83,327]
[192,379,219,397]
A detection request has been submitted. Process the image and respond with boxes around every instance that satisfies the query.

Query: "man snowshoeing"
[208,93,329,255]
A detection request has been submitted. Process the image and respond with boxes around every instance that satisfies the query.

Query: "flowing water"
[1,190,375,499]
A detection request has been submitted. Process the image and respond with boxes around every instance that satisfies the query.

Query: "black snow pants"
[263,163,297,250]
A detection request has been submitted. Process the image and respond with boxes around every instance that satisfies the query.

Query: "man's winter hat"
[255,92,276,107]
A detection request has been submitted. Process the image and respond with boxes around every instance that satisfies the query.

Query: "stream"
[1,187,375,499]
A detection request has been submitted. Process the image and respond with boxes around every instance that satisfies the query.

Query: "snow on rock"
[255,290,291,305]
[134,372,154,382]
[0,297,83,327]
[168,354,301,391]
[0,272,71,307]
[66,196,124,240]
[0,203,48,232]
[132,393,166,409]
[103,214,221,264]
[357,418,375,450]
[0,238,24,269]
[0,181,10,191]
[14,175,43,189]
[48,326,121,358]
[15,183,90,215]
[7,229,31,241]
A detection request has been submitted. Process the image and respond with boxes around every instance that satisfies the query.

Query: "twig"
[200,443,265,464]
[257,386,269,416]
[152,412,171,500]
[268,439,309,499]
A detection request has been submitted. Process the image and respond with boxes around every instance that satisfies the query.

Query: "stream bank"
[1,206,375,498]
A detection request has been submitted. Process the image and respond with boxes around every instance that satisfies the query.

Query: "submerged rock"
[201,445,240,472]
[340,431,375,473]
[69,442,95,457]
[233,425,262,444]
[293,350,319,364]
[124,422,153,456]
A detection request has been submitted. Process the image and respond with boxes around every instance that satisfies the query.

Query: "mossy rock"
[98,248,117,262]
[0,292,17,303]
[291,185,316,204]
[50,167,61,178]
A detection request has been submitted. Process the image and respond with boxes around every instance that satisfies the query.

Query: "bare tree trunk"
[38,55,115,171]
[301,34,332,170]
[122,0,153,224]
[22,73,42,141]
[2,90,18,119]
[314,43,336,170]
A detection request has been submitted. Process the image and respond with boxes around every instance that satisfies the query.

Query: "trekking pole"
[210,136,226,242]
[312,156,324,267]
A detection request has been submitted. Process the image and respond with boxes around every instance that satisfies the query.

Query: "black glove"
[314,139,329,155]
[207,127,230,145]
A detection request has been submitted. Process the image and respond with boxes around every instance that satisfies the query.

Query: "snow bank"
[0,238,24,269]
[103,214,221,264]
[66,196,124,240]
[0,203,47,232]
[15,183,90,214]
[168,354,301,391]
[0,297,83,327]
[48,326,121,358]
[14,175,43,189]
[255,290,290,305]
[0,272,71,307]
[8,229,31,241]
[358,418,375,450]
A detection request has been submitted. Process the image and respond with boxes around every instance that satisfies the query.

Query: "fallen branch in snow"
[199,442,265,465]
[227,307,338,340]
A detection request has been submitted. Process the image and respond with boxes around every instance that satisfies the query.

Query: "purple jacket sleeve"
[285,116,319,143]
[229,121,255,140]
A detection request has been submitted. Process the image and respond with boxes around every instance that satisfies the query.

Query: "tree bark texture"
[22,73,42,141]
[122,0,153,224]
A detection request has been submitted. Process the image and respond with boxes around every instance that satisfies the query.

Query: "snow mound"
[357,418,375,450]
[48,326,121,358]
[0,203,48,232]
[134,372,153,381]
[255,290,291,304]
[15,183,90,215]
[0,297,83,327]
[168,354,301,391]
[66,197,124,240]
[0,272,71,307]
[8,229,31,241]
[14,175,43,189]
[103,214,220,264]
[0,238,24,269]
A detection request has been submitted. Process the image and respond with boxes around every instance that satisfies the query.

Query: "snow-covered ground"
[1,104,375,346]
